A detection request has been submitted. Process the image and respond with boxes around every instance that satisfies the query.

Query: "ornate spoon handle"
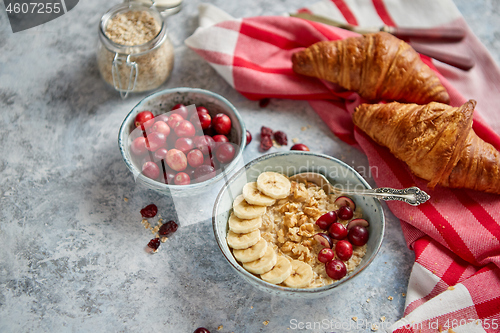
[333,186,430,206]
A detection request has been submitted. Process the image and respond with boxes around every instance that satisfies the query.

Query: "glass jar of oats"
[97,2,174,98]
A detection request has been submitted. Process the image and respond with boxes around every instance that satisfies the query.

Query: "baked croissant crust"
[353,100,500,194]
[292,32,450,105]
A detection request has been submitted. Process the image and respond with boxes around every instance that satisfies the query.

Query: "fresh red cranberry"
[171,104,189,119]
[151,120,171,137]
[154,113,170,123]
[166,149,187,171]
[260,135,273,151]
[147,238,161,250]
[193,328,210,333]
[259,98,270,108]
[198,113,212,130]
[167,113,184,129]
[196,106,209,115]
[187,149,204,168]
[290,143,310,151]
[212,113,232,135]
[140,204,158,218]
[213,134,229,143]
[135,111,154,129]
[335,240,353,261]
[131,137,148,156]
[318,248,334,264]
[215,142,236,164]
[246,130,252,146]
[348,226,369,246]
[203,155,218,169]
[142,161,160,179]
[261,126,273,137]
[145,132,167,152]
[175,120,196,138]
[313,233,333,248]
[329,222,348,240]
[175,137,194,154]
[159,220,178,236]
[165,171,176,184]
[154,148,168,161]
[194,165,216,182]
[325,259,347,280]
[194,135,216,156]
[273,131,288,145]
[338,206,354,220]
[174,172,191,185]
[316,211,337,230]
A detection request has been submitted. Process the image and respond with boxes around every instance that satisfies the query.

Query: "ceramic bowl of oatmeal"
[212,151,385,298]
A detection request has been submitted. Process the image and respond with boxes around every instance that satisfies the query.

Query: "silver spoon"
[289,172,430,206]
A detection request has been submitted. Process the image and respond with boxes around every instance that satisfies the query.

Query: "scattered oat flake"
[301,126,307,131]
[366,298,370,303]
[448,329,456,333]
[402,293,406,297]
[292,137,299,143]
[380,316,386,322]
[124,197,128,202]
[263,321,269,326]
[352,317,358,322]
[448,285,455,290]
[388,296,393,301]
[371,323,378,331]
[250,306,253,309]
[160,236,168,242]
[218,325,223,330]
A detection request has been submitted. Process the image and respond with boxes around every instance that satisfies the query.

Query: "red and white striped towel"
[186,1,500,332]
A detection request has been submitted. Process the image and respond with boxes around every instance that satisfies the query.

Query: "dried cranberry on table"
[260,126,273,137]
[147,238,161,250]
[290,143,309,151]
[260,135,273,151]
[140,204,158,218]
[193,328,211,333]
[273,131,288,146]
[159,220,179,236]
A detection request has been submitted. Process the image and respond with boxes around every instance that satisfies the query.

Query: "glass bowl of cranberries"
[118,87,246,196]
[212,151,385,298]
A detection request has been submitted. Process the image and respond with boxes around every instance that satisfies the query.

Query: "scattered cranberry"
[290,143,309,151]
[187,149,204,168]
[273,131,288,146]
[151,120,171,137]
[175,137,194,154]
[174,172,191,185]
[325,259,347,280]
[166,149,187,171]
[159,220,178,236]
[194,165,216,182]
[193,328,210,333]
[167,113,184,129]
[215,142,236,164]
[212,113,232,135]
[213,134,229,143]
[335,240,353,261]
[131,137,148,156]
[135,111,154,129]
[260,135,273,151]
[329,222,347,240]
[145,132,167,152]
[196,106,209,115]
[147,238,161,251]
[142,161,160,179]
[246,130,252,145]
[261,126,273,137]
[316,211,337,230]
[154,148,168,161]
[348,226,369,246]
[338,206,354,220]
[318,248,335,264]
[259,98,270,108]
[171,104,189,119]
[140,204,158,218]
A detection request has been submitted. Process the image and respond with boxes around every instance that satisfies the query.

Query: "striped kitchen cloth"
[185,1,500,332]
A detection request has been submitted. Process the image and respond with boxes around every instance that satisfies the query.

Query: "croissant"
[352,100,500,194]
[292,32,450,105]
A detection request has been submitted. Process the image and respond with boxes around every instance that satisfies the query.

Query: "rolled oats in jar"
[97,2,174,97]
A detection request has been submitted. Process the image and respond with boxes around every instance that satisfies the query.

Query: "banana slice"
[233,194,267,219]
[260,256,292,284]
[226,229,261,250]
[242,182,276,206]
[283,260,313,288]
[256,172,291,199]
[233,238,268,263]
[228,213,262,234]
[243,246,277,275]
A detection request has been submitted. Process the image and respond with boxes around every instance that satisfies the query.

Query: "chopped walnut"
[292,182,309,202]
[284,212,297,228]
[277,229,286,244]
[291,243,312,262]
[303,206,322,219]
[308,197,319,207]
[281,241,295,255]
[298,223,316,238]
[288,227,302,242]
[301,239,313,248]
[296,213,309,227]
